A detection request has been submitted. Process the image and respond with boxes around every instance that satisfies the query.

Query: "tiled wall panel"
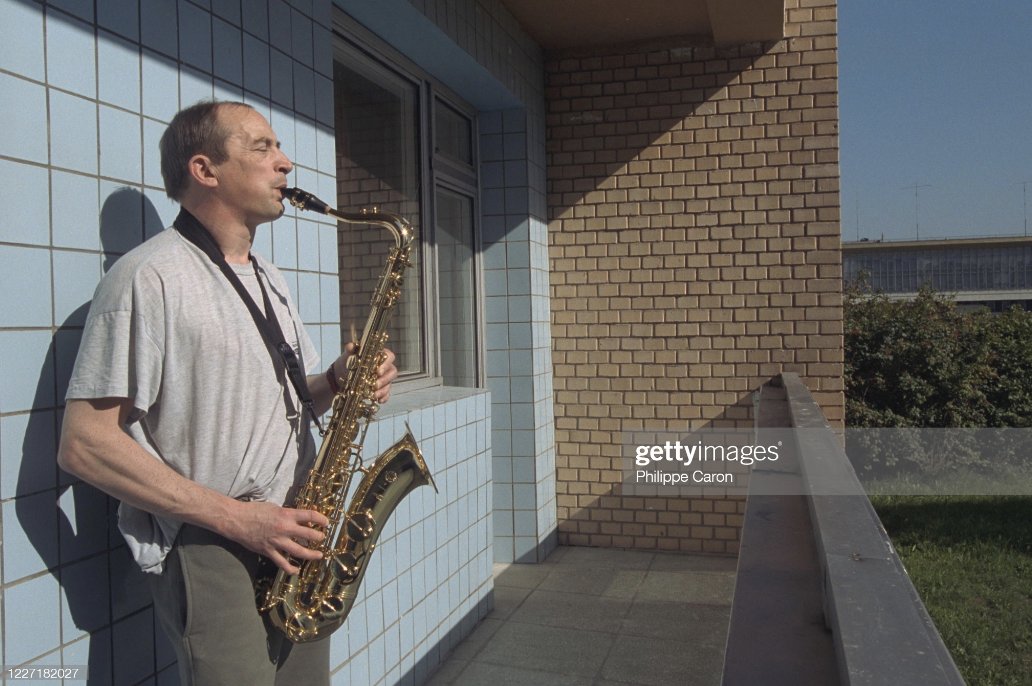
[0,0,495,682]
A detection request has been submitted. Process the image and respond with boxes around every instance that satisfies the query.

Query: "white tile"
[99,106,143,183]
[0,411,57,500]
[98,0,139,41]
[290,9,313,67]
[241,0,269,41]
[3,573,62,665]
[53,250,102,327]
[178,0,212,72]
[3,494,58,582]
[51,170,100,250]
[45,10,96,97]
[99,182,145,255]
[179,66,214,110]
[0,0,46,81]
[0,74,49,164]
[98,31,141,111]
[270,48,294,108]
[0,159,51,246]
[142,50,181,123]
[0,245,52,327]
[50,90,98,174]
[213,17,243,85]
[59,552,111,643]
[242,33,271,97]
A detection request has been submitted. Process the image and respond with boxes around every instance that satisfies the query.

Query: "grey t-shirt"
[66,227,320,573]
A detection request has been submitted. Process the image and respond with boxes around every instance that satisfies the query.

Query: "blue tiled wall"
[479,108,557,563]
[0,0,495,682]
[332,389,493,685]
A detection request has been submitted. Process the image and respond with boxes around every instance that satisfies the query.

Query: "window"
[331,23,482,388]
[435,186,478,387]
[333,46,425,376]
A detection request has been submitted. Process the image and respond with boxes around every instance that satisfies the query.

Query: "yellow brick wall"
[547,1,842,554]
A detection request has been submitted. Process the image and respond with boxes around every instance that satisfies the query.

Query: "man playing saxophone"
[57,100,396,685]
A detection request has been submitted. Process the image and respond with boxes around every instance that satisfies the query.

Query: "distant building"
[843,236,1032,311]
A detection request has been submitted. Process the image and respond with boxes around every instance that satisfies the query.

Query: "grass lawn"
[871,495,1032,686]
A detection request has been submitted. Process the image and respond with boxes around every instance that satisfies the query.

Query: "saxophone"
[256,186,436,643]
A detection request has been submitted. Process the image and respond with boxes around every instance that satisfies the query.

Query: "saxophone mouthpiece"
[283,187,331,215]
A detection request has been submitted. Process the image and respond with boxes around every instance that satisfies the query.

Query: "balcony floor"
[427,546,736,685]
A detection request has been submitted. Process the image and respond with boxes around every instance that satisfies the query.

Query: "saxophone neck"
[331,208,415,253]
[281,185,415,251]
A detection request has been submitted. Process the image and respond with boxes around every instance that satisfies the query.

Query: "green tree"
[845,282,1032,428]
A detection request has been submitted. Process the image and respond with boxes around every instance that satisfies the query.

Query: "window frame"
[331,10,485,391]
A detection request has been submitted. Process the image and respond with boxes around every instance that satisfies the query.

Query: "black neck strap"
[173,209,322,432]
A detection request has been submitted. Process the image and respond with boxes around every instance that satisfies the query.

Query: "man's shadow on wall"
[16,189,177,685]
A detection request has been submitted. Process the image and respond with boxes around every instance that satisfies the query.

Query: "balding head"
[159,101,254,201]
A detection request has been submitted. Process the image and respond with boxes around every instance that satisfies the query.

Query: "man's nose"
[277,149,294,174]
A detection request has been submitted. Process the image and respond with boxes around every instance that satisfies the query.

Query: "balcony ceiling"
[502,0,785,51]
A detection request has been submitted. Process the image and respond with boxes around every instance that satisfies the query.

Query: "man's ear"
[187,154,219,189]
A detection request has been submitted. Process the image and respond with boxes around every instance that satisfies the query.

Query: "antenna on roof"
[1020,181,1029,237]
[901,183,932,240]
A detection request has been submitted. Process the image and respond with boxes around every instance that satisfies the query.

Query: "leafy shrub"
[845,282,1032,429]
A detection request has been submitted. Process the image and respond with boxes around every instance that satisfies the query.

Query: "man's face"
[211,106,294,229]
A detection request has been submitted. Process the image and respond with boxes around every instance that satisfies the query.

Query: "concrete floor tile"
[649,552,738,573]
[601,634,724,686]
[494,562,552,589]
[448,617,505,662]
[541,545,571,564]
[636,571,736,606]
[424,657,470,685]
[509,589,631,631]
[432,548,736,686]
[554,546,655,570]
[451,661,594,686]
[474,621,615,678]
[490,584,532,620]
[620,600,730,645]
[538,567,647,599]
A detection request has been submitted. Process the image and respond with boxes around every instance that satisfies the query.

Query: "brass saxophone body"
[257,187,436,643]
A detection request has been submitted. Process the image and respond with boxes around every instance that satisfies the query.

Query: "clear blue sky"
[838,1,1032,241]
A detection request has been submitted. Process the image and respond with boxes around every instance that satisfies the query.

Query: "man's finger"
[290,508,329,528]
[292,525,326,544]
[284,540,324,562]
[267,550,300,575]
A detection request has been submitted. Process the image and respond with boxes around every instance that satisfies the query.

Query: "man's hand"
[372,346,397,403]
[329,343,398,404]
[225,501,330,575]
[309,344,398,415]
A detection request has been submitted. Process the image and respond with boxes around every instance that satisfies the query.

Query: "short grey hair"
[158,100,253,201]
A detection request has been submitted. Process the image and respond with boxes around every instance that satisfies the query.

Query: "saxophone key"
[330,551,361,583]
[346,510,376,540]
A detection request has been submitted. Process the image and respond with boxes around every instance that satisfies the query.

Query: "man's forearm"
[57,397,329,572]
[58,398,244,536]
[307,368,335,417]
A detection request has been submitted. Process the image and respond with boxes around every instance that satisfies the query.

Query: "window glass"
[434,100,473,166]
[435,187,477,387]
[333,51,425,376]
